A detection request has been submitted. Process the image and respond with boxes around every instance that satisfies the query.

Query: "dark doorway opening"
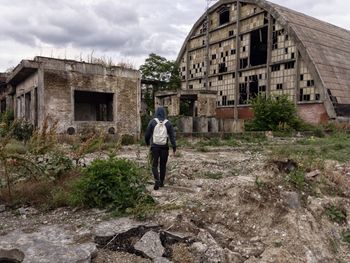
[0,99,6,113]
[180,96,196,117]
[74,91,113,121]
[250,27,268,66]
[25,92,31,121]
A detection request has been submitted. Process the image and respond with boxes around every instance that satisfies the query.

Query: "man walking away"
[145,107,176,190]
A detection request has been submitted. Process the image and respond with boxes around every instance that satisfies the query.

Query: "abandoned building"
[0,57,141,137]
[156,0,350,132]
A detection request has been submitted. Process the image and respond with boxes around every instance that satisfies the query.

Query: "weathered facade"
[157,0,350,126]
[0,57,141,136]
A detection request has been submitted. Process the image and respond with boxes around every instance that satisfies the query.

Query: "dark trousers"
[151,147,169,186]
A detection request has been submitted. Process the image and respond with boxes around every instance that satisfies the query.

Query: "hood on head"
[155,107,166,120]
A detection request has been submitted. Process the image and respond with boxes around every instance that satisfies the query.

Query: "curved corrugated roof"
[177,0,350,117]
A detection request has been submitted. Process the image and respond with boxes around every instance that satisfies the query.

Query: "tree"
[139,53,181,91]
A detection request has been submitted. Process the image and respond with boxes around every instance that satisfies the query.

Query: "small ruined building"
[0,57,141,137]
[156,0,350,132]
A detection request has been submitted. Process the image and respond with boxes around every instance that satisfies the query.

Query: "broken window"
[74,91,113,122]
[239,83,248,104]
[271,64,280,72]
[250,27,268,67]
[218,63,227,73]
[285,61,295,69]
[240,58,248,69]
[307,80,314,87]
[249,78,259,100]
[276,83,283,90]
[219,8,230,25]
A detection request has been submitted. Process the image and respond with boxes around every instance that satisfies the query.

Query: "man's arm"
[144,120,155,146]
[166,122,177,153]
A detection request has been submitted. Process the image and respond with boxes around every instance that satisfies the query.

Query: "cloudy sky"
[0,0,349,71]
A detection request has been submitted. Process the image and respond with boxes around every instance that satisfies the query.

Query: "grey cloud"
[0,0,350,71]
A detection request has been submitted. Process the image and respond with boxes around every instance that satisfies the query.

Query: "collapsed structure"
[156,0,350,132]
[0,57,141,137]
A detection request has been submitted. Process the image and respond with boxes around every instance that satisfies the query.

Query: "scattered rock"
[0,248,24,263]
[134,231,164,259]
[0,225,95,263]
[281,191,301,210]
[154,257,173,263]
[0,204,5,213]
[94,217,160,249]
[305,170,321,180]
[193,229,242,263]
[273,159,297,174]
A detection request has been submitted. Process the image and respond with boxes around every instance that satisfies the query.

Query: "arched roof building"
[156,0,350,124]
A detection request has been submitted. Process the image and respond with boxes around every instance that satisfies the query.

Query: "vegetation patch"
[70,157,154,215]
[342,230,350,244]
[325,205,347,224]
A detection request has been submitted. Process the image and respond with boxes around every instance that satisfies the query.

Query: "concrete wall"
[297,103,329,124]
[43,64,140,136]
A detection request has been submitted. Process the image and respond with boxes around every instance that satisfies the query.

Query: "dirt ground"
[1,142,350,262]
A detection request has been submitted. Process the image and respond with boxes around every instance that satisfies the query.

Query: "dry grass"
[0,170,81,209]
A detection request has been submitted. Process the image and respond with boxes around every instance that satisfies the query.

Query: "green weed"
[325,205,347,224]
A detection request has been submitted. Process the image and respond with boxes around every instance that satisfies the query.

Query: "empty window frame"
[250,27,268,66]
[271,64,281,72]
[74,91,113,122]
[219,8,230,25]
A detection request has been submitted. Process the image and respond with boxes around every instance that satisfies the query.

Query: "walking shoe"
[154,184,159,190]
[159,182,164,187]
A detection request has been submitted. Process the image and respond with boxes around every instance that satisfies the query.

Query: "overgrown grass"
[270,132,350,167]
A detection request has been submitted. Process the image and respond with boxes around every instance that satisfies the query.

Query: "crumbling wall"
[43,63,140,136]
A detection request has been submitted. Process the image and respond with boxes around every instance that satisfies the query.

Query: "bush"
[36,151,73,179]
[247,95,302,131]
[70,157,154,214]
[11,119,33,142]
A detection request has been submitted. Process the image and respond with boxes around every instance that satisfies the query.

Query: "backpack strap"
[163,119,168,124]
[154,118,160,124]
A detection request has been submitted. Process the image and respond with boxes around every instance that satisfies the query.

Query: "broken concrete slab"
[0,225,95,263]
[94,217,160,250]
[134,231,164,259]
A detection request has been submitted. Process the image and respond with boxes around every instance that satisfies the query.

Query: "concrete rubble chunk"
[305,170,321,180]
[154,257,173,263]
[93,217,160,247]
[0,204,5,213]
[0,225,95,263]
[193,229,242,263]
[134,231,165,259]
[281,191,301,210]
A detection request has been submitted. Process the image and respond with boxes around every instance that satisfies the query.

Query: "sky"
[0,0,349,72]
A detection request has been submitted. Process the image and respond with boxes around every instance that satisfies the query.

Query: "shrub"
[36,151,73,179]
[11,119,34,142]
[247,95,302,131]
[70,157,154,214]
